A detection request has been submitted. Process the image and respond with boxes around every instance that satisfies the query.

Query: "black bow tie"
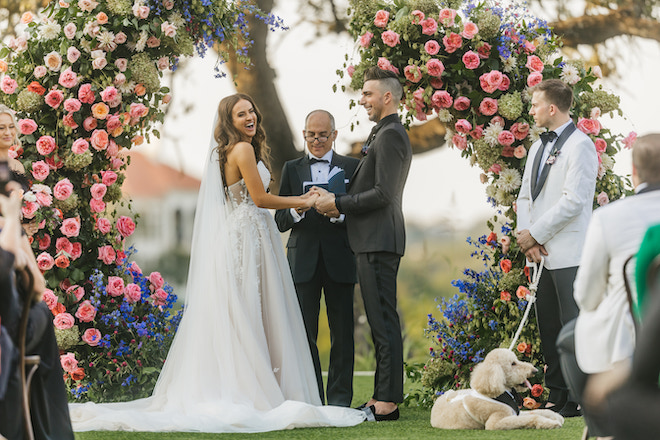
[540,131,558,145]
[309,157,329,164]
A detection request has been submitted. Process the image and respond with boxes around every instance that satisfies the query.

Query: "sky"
[136,2,658,230]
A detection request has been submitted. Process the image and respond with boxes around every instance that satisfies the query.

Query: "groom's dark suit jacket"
[275,153,359,284]
[336,114,412,256]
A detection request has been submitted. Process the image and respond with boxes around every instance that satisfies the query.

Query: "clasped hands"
[300,187,339,218]
[516,229,548,264]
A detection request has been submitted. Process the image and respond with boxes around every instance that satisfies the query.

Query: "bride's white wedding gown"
[69,161,365,432]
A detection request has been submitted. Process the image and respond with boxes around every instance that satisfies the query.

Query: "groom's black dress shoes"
[558,401,582,418]
[355,402,368,410]
[362,405,400,422]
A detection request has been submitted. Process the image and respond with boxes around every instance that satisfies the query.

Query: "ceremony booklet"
[303,166,347,194]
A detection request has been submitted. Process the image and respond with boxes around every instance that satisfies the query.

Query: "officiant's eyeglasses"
[304,134,330,143]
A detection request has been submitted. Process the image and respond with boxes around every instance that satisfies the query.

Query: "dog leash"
[508,257,544,351]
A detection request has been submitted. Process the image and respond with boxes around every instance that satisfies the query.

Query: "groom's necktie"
[531,130,557,191]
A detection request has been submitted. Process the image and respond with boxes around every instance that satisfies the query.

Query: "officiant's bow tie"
[309,157,329,164]
[540,131,558,145]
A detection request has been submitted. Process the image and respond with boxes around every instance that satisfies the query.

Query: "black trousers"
[356,251,403,403]
[533,266,579,393]
[295,253,355,407]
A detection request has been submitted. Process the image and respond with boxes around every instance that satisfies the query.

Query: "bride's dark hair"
[214,93,271,186]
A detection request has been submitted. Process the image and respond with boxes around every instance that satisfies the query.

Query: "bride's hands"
[300,190,319,209]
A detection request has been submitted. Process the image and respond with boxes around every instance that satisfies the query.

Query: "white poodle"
[430,348,564,430]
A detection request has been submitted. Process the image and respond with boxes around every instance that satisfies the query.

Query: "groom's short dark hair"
[531,79,573,113]
[364,66,404,102]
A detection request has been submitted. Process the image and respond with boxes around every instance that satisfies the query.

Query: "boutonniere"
[546,150,560,165]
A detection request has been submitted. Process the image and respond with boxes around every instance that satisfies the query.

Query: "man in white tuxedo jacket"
[516,79,598,416]
[556,134,660,438]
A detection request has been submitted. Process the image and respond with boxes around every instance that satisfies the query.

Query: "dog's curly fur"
[430,349,564,430]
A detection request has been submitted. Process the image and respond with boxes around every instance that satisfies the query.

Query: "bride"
[69,94,365,432]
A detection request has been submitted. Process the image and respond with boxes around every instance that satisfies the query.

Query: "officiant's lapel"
[532,122,577,201]
[295,156,313,185]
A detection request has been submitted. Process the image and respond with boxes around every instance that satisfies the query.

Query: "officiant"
[275,110,360,407]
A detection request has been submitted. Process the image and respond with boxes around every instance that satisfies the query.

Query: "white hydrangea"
[168,12,185,28]
[485,184,497,199]
[560,64,580,85]
[496,168,522,192]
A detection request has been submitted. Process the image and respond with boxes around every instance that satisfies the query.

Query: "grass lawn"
[75,375,585,440]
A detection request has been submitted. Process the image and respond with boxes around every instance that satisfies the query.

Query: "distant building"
[121,151,200,287]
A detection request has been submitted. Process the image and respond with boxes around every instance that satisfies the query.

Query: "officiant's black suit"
[335,113,412,403]
[275,152,359,407]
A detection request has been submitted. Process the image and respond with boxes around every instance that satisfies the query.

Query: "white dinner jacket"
[517,126,598,270]
[574,189,660,374]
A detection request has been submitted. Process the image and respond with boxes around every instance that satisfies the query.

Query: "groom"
[275,110,359,407]
[314,66,412,421]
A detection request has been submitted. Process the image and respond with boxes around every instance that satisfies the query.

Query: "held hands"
[310,186,340,218]
[524,244,548,264]
[300,190,319,211]
[516,229,537,253]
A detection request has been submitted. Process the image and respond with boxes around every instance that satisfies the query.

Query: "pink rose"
[78,0,98,12]
[404,65,422,83]
[78,83,95,104]
[516,286,530,299]
[424,40,440,55]
[31,161,50,181]
[527,71,543,87]
[498,75,510,91]
[63,98,81,113]
[359,31,373,48]
[491,116,504,127]
[97,245,116,265]
[44,51,62,71]
[161,21,177,37]
[461,21,479,39]
[82,328,102,346]
[18,118,38,135]
[71,138,89,154]
[163,0,174,9]
[114,58,128,72]
[129,261,142,274]
[54,312,75,330]
[45,89,64,109]
[90,183,107,200]
[63,113,78,129]
[501,236,511,254]
[83,116,97,132]
[67,285,85,302]
[71,242,82,260]
[91,129,109,151]
[66,46,81,63]
[376,57,398,74]
[157,56,169,71]
[37,234,51,250]
[113,73,126,87]
[489,163,502,174]
[124,283,142,304]
[56,237,73,254]
[590,107,601,119]
[477,42,491,59]
[100,86,118,103]
[453,96,471,111]
[455,119,472,134]
[411,9,424,24]
[134,4,150,19]
[75,300,96,322]
[442,32,462,53]
[90,198,106,213]
[577,117,601,136]
[36,135,57,156]
[35,191,52,207]
[129,103,149,118]
[525,55,544,72]
[452,134,467,150]
[115,31,127,44]
[347,65,355,77]
[513,145,527,159]
[594,138,607,153]
[420,17,437,36]
[430,77,443,89]
[117,216,136,238]
[146,36,160,48]
[426,59,444,77]
[498,130,515,147]
[462,50,480,69]
[60,217,81,237]
[100,170,117,186]
[34,65,47,78]
[22,201,38,219]
[60,352,78,373]
[597,191,610,206]
[36,252,55,270]
[63,22,76,39]
[149,271,165,289]
[479,98,498,116]
[42,289,58,309]
[96,217,111,234]
[107,276,125,297]
[91,56,107,70]
[152,288,168,306]
[374,10,389,28]
[381,30,400,47]
[439,8,457,26]
[431,90,453,109]
[510,122,530,140]
[106,140,119,158]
